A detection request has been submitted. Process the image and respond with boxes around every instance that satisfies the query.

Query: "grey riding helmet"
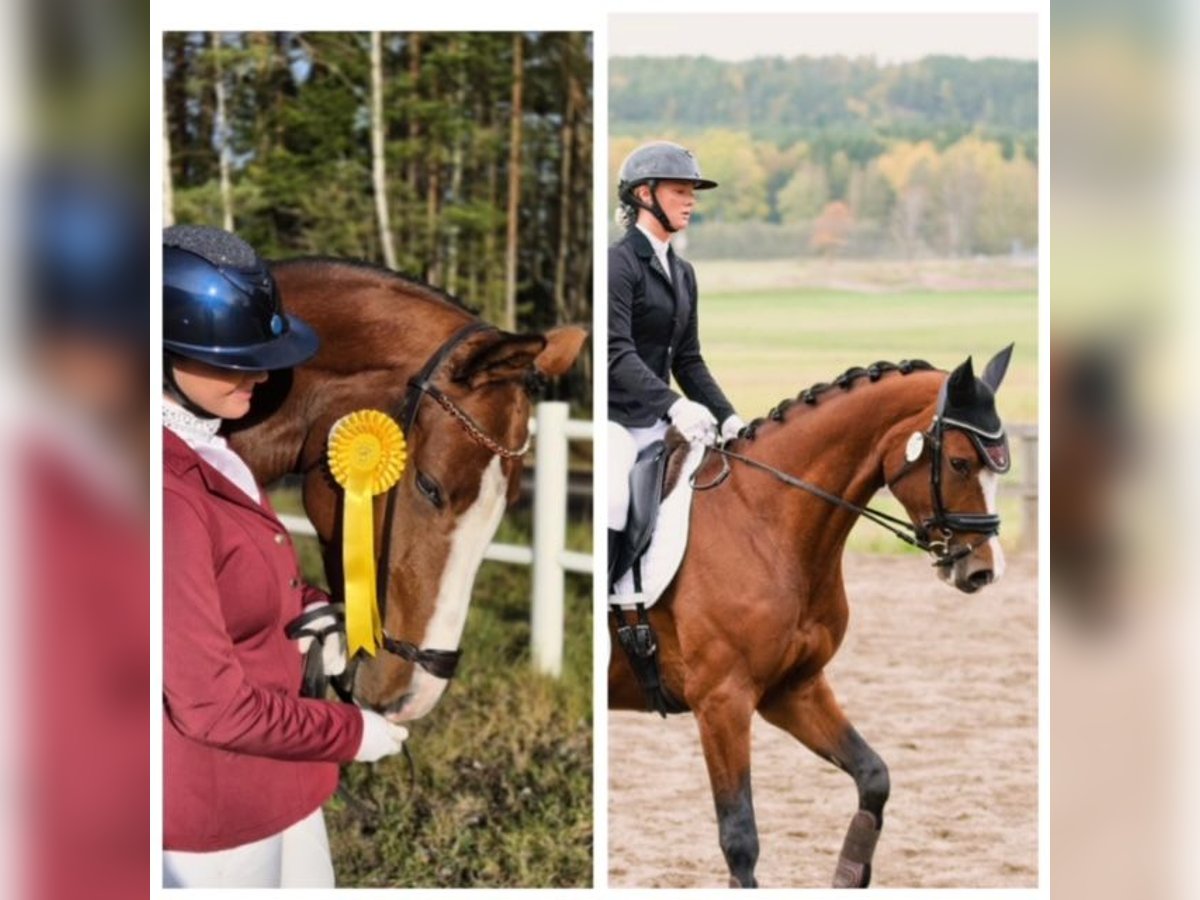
[616,141,717,231]
[163,224,318,371]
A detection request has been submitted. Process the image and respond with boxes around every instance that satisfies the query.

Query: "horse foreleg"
[694,688,759,888]
[758,674,889,888]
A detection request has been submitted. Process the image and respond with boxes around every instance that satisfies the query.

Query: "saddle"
[609,440,666,591]
[609,430,696,590]
[609,430,694,717]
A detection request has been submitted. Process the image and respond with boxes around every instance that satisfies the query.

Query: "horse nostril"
[968,569,994,589]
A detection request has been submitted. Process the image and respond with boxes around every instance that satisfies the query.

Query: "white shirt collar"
[162,397,221,442]
[163,397,261,504]
[21,379,144,514]
[636,223,673,281]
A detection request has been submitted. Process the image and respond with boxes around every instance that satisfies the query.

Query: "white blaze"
[401,456,508,719]
[979,469,1006,581]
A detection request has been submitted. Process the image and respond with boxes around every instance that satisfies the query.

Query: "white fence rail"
[278,401,593,678]
[1009,423,1038,552]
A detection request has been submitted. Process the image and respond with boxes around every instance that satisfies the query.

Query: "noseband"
[332,320,530,696]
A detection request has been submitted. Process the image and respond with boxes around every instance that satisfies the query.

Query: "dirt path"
[608,552,1039,888]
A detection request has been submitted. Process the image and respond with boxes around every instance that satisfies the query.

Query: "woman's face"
[638,180,696,232]
[170,357,268,419]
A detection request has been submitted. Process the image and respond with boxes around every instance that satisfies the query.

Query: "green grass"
[276,492,593,887]
[694,276,1039,555]
[700,287,1038,423]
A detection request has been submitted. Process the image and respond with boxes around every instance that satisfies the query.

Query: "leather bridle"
[330,320,532,698]
[882,407,1007,565]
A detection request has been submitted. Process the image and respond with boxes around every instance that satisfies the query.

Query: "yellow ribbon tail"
[327,409,407,660]
[342,488,382,658]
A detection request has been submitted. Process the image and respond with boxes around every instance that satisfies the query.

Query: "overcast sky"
[609,13,1038,63]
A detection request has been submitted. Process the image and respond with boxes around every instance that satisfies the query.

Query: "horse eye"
[949,457,972,476]
[415,471,444,509]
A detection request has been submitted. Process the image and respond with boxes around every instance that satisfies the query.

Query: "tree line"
[609,54,1037,259]
[612,54,1036,152]
[164,31,593,391]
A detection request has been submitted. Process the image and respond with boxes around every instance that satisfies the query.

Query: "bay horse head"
[229,259,587,721]
[884,344,1014,593]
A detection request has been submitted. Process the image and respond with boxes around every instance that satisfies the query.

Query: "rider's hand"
[720,414,746,443]
[668,398,718,445]
[291,601,347,677]
[354,711,409,762]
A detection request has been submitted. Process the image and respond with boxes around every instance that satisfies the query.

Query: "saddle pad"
[609,442,706,609]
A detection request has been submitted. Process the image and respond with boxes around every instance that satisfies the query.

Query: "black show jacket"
[607,227,735,428]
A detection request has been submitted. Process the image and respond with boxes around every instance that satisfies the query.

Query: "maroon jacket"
[163,428,362,851]
[29,436,149,898]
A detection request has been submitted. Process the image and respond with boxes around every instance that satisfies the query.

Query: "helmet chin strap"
[632,181,678,234]
[163,353,222,421]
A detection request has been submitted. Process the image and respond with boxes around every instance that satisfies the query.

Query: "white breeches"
[163,806,335,888]
[607,420,668,531]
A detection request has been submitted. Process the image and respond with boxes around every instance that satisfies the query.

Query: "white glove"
[720,414,746,443]
[354,710,409,762]
[668,397,718,445]
[293,601,347,677]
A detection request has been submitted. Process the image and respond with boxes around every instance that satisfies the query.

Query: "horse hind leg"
[758,674,889,888]
[693,687,760,887]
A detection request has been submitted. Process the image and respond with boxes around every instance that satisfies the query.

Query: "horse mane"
[271,256,478,315]
[736,359,940,443]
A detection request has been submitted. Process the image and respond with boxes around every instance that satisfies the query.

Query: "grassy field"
[692,258,1039,554]
[274,489,594,888]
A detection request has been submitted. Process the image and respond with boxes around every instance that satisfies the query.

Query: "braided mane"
[737,359,939,442]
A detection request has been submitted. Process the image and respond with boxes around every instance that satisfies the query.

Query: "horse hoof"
[833,809,879,887]
[832,859,870,887]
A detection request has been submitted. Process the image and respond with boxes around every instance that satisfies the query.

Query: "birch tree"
[163,94,175,227]
[211,32,234,231]
[503,32,523,332]
[370,31,397,268]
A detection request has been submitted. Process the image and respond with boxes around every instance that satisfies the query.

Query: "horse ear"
[455,332,547,386]
[947,356,977,407]
[981,343,1014,392]
[534,325,588,377]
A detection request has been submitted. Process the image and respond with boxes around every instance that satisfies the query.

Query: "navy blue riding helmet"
[163,225,318,371]
[29,163,147,340]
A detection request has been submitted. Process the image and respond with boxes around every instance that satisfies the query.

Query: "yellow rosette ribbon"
[327,410,407,658]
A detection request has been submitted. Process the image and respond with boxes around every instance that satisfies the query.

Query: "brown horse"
[609,347,1014,888]
[229,258,587,721]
